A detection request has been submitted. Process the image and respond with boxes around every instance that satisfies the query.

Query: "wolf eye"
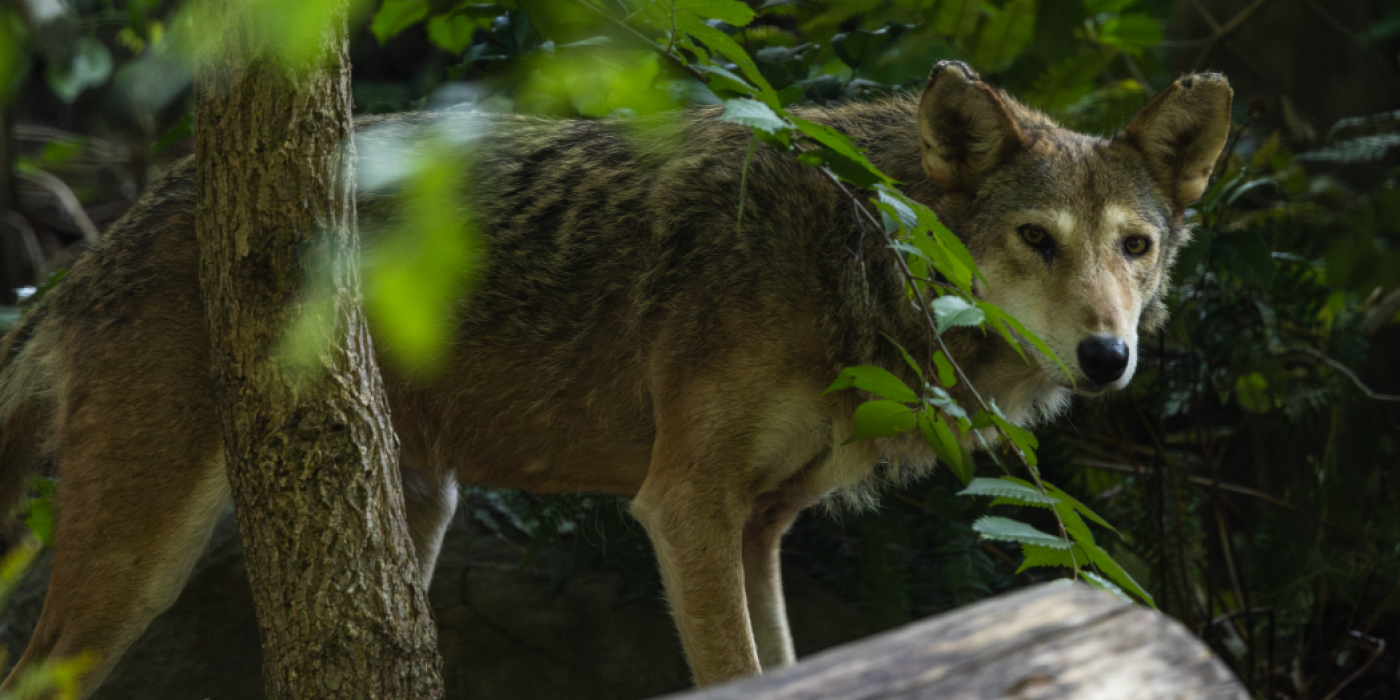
[1018,224,1052,250]
[1123,236,1151,257]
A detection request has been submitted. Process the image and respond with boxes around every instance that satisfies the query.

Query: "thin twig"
[1298,347,1400,402]
[1190,0,1270,72]
[16,169,101,245]
[1320,633,1386,700]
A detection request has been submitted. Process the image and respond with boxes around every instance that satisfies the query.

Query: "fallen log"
[665,582,1247,700]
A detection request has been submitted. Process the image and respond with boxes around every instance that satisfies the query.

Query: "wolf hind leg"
[742,491,818,670]
[0,438,229,699]
[401,465,458,587]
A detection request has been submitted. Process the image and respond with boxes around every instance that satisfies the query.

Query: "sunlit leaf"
[1016,543,1078,573]
[719,98,788,134]
[930,295,985,331]
[844,400,917,443]
[677,0,756,27]
[1082,570,1133,604]
[824,365,918,403]
[972,515,1071,549]
[958,476,1057,505]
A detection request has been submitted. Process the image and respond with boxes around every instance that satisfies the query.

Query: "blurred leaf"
[46,35,112,103]
[972,0,1035,73]
[371,0,429,44]
[677,0,756,27]
[0,7,25,105]
[1235,371,1272,413]
[1096,14,1161,48]
[935,0,984,40]
[427,13,481,53]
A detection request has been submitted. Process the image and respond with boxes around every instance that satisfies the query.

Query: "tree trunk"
[192,3,445,699]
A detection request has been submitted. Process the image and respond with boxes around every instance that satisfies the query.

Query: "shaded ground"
[0,505,871,700]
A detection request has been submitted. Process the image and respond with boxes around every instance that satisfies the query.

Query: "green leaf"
[935,0,983,40]
[427,12,482,54]
[675,14,781,108]
[920,412,973,485]
[1082,0,1139,12]
[1025,48,1118,112]
[824,365,918,403]
[1016,543,1078,573]
[972,0,1035,73]
[933,350,957,387]
[790,117,893,187]
[1096,13,1162,48]
[1038,480,1120,535]
[876,188,919,230]
[1081,541,1156,607]
[1235,371,1272,413]
[24,498,54,547]
[972,515,1072,549]
[930,295,985,331]
[958,476,1058,505]
[677,0,756,27]
[720,98,789,134]
[797,148,885,188]
[1082,570,1133,604]
[985,405,1039,466]
[371,0,429,44]
[882,333,925,383]
[845,400,918,443]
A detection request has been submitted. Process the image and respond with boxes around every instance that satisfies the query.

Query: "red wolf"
[0,61,1231,695]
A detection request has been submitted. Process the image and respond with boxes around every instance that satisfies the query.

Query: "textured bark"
[192,4,445,699]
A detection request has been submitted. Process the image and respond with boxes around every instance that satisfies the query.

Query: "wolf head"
[918,61,1232,399]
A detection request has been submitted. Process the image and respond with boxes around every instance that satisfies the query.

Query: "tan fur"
[0,62,1230,696]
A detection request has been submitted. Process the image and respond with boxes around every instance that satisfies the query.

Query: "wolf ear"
[918,61,1028,193]
[1119,73,1233,210]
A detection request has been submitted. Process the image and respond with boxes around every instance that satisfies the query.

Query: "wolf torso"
[0,63,1231,694]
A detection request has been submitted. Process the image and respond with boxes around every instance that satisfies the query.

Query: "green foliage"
[11,0,1399,693]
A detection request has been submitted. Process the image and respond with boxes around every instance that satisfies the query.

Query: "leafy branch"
[547,0,1151,604]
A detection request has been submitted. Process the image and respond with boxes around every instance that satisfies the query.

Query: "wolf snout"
[1077,335,1130,385]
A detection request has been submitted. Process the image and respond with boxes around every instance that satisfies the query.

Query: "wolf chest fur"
[0,61,1230,695]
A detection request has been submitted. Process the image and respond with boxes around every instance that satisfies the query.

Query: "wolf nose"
[1077,335,1130,385]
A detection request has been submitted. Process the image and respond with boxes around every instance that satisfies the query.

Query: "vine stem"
[564,0,1086,578]
[819,170,1080,571]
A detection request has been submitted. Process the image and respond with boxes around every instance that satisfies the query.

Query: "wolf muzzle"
[1077,334,1130,385]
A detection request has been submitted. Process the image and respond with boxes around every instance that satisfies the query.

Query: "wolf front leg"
[631,446,763,684]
